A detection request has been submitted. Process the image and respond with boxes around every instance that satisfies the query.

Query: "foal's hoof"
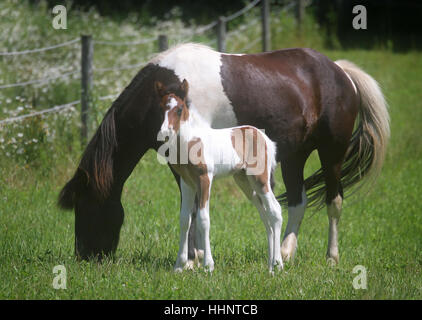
[203,263,214,273]
[269,261,284,275]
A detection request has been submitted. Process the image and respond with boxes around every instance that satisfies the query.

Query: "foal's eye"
[177,108,182,116]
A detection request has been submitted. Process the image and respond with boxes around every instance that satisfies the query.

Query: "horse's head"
[155,79,190,139]
[59,158,124,261]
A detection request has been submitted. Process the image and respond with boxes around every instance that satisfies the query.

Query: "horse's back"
[220,48,359,155]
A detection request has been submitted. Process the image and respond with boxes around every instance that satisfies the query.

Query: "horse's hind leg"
[318,147,345,265]
[280,155,308,262]
[233,173,274,271]
[254,187,283,272]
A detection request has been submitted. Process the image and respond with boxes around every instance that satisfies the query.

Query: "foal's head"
[155,79,190,138]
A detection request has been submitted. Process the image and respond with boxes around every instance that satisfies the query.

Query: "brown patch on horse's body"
[170,137,210,209]
[230,126,270,193]
[221,48,360,205]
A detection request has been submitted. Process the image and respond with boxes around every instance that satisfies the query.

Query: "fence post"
[261,0,271,52]
[158,35,168,52]
[80,35,93,147]
[296,0,305,32]
[217,17,226,53]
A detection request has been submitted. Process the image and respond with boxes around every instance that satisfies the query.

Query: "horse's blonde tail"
[278,60,390,209]
[335,60,390,190]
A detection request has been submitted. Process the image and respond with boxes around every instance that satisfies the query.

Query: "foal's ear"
[154,81,166,97]
[180,79,189,98]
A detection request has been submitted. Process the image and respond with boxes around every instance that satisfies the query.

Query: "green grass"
[0,1,421,299]
[1,49,421,300]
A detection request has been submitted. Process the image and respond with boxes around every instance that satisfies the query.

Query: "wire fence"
[0,0,297,134]
[0,38,79,56]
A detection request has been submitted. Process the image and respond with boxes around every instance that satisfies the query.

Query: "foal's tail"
[281,60,390,209]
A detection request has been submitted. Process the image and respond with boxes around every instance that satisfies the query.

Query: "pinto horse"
[58,43,389,265]
[155,79,281,272]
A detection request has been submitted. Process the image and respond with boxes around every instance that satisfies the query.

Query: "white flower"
[17,132,23,138]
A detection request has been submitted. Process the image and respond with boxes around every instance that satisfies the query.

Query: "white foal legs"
[196,174,214,272]
[281,187,307,261]
[194,209,205,267]
[237,173,283,273]
[326,194,342,264]
[197,206,214,272]
[249,194,274,270]
[174,179,196,272]
[257,191,283,273]
[233,174,272,268]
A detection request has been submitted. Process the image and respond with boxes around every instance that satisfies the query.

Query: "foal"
[155,79,283,273]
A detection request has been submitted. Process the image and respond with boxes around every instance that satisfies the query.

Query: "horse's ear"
[180,79,189,98]
[154,81,166,97]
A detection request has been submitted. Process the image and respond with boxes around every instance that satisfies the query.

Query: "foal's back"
[190,125,276,180]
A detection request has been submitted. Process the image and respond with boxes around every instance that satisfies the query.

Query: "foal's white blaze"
[151,43,238,128]
[167,97,178,109]
[160,97,179,138]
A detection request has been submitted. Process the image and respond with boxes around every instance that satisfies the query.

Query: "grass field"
[0,2,421,300]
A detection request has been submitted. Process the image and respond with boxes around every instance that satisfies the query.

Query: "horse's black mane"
[58,63,158,209]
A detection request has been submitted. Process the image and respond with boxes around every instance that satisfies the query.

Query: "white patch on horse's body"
[281,187,307,261]
[178,111,244,177]
[326,194,342,264]
[151,43,238,128]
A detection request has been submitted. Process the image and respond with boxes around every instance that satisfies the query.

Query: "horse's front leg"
[174,178,196,272]
[196,173,214,272]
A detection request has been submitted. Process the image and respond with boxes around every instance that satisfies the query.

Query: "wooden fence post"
[296,0,305,32]
[217,17,226,53]
[158,35,168,52]
[80,35,93,147]
[261,0,271,52]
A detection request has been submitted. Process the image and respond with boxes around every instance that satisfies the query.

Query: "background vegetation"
[0,0,421,299]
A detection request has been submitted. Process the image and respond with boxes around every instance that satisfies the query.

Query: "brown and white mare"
[58,44,390,266]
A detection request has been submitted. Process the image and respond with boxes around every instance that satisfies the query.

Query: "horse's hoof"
[186,260,195,270]
[195,249,204,261]
[326,256,339,266]
[281,236,297,262]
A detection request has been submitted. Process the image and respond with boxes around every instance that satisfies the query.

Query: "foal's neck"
[179,107,211,140]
